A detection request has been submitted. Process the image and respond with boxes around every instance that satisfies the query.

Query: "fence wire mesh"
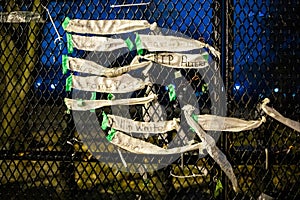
[0,0,299,199]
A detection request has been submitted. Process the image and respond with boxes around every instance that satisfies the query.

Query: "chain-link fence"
[0,0,299,199]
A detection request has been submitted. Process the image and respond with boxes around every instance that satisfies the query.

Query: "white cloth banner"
[71,74,150,93]
[66,56,152,77]
[183,105,239,192]
[196,114,266,132]
[110,131,204,155]
[136,53,209,68]
[64,93,157,111]
[107,114,179,134]
[64,19,156,34]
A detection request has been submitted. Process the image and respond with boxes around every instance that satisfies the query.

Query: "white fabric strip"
[67,57,152,77]
[139,34,220,58]
[183,105,239,192]
[71,74,150,93]
[69,34,220,58]
[64,93,157,111]
[137,53,209,68]
[110,131,204,155]
[107,114,179,134]
[197,114,266,132]
[71,34,127,51]
[261,98,300,132]
[64,19,156,34]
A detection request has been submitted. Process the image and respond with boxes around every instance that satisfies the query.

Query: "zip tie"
[106,128,116,141]
[90,92,97,113]
[62,17,70,30]
[110,2,150,8]
[125,38,134,51]
[202,53,209,61]
[101,111,109,131]
[42,5,63,50]
[135,32,144,55]
[62,55,69,74]
[107,93,115,100]
[77,99,84,106]
[192,114,198,122]
[65,74,72,91]
[66,33,73,54]
[214,178,223,198]
[167,84,176,101]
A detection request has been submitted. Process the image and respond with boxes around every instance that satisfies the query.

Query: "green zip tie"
[65,74,72,92]
[107,93,115,100]
[214,179,223,198]
[90,92,97,112]
[106,128,116,142]
[125,38,134,51]
[101,111,109,131]
[202,83,208,93]
[192,114,198,122]
[62,17,70,30]
[66,33,73,54]
[62,55,69,74]
[167,84,176,101]
[135,33,143,55]
[77,99,84,106]
[202,53,209,61]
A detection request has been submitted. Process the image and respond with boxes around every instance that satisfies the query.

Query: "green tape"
[125,38,134,51]
[192,114,198,122]
[106,128,116,142]
[90,92,97,112]
[62,17,70,30]
[66,33,73,54]
[65,74,72,92]
[135,33,143,55]
[77,99,84,106]
[101,111,109,131]
[202,53,209,61]
[107,93,115,100]
[214,179,223,198]
[62,55,69,74]
[167,84,176,101]
[202,83,208,93]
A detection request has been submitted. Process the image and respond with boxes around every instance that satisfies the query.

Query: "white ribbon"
[107,114,179,134]
[64,93,157,111]
[71,74,150,93]
[64,19,157,34]
[136,53,209,69]
[261,98,300,132]
[66,56,152,77]
[183,105,239,192]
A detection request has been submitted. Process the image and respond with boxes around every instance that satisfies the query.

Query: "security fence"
[0,0,299,199]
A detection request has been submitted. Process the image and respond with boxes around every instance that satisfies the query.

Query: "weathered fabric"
[137,53,209,68]
[107,114,179,134]
[261,98,300,132]
[196,114,266,132]
[64,93,157,111]
[71,74,150,93]
[63,18,156,34]
[65,56,152,77]
[183,105,239,192]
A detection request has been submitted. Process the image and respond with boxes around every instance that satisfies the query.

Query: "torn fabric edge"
[64,56,152,77]
[107,114,180,134]
[64,93,157,111]
[196,114,266,132]
[109,130,204,155]
[136,53,209,69]
[183,105,239,193]
[63,18,157,34]
[261,98,300,132]
[70,73,150,93]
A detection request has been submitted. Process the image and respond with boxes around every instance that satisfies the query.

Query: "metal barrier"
[0,1,299,199]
